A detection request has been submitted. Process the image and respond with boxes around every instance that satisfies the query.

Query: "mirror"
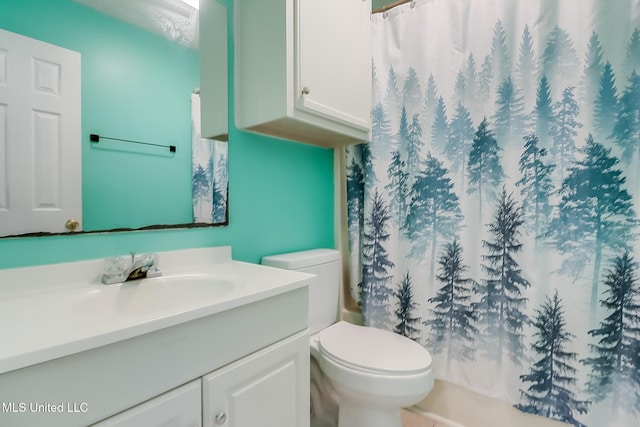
[0,0,228,237]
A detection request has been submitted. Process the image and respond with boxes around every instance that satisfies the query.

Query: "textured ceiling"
[74,0,199,48]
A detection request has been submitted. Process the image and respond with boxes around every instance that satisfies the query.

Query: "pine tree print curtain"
[346,1,640,425]
[191,93,228,224]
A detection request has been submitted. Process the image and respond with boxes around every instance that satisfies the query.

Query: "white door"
[203,332,310,427]
[296,0,371,131]
[91,380,201,427]
[0,28,81,236]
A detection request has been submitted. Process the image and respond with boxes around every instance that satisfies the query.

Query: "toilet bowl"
[312,321,433,427]
[262,249,434,427]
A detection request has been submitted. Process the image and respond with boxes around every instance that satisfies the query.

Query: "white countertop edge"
[0,275,311,375]
[0,248,315,375]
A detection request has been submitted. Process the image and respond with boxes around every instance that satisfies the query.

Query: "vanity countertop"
[0,246,314,374]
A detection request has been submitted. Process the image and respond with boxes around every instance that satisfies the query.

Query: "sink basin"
[71,274,237,316]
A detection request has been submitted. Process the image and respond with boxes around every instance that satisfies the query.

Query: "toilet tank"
[262,249,340,335]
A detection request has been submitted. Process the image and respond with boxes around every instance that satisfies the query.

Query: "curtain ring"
[383,6,389,18]
[410,0,416,7]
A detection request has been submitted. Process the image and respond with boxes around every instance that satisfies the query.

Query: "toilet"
[262,249,434,427]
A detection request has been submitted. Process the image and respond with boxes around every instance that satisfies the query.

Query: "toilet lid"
[318,321,432,375]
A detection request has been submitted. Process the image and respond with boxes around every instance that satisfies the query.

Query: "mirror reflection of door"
[0,0,229,237]
[0,28,82,236]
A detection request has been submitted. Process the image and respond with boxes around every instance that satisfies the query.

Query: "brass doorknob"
[65,218,80,231]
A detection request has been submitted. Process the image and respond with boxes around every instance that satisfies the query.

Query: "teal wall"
[0,0,334,269]
[372,0,397,11]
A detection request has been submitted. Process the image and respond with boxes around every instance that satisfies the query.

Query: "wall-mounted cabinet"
[200,0,229,141]
[234,0,372,148]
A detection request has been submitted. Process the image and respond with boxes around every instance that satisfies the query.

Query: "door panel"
[33,110,61,210]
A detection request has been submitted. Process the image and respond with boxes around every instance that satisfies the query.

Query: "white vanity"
[0,247,312,427]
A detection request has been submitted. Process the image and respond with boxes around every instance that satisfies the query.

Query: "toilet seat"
[317,321,432,375]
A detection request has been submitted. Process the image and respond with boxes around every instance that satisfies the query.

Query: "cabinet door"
[199,0,228,141]
[296,0,372,131]
[91,380,201,427]
[203,331,310,427]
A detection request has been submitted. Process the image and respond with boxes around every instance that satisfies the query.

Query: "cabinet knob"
[215,412,227,425]
[301,86,310,95]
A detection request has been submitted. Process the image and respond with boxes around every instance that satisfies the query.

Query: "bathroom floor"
[401,409,462,427]
[310,408,458,427]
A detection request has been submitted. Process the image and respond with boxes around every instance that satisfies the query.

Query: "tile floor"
[401,409,461,427]
[312,408,458,427]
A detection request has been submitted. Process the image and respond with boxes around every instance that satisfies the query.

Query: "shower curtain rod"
[372,0,413,14]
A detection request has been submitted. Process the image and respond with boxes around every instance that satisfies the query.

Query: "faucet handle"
[101,256,129,284]
[104,256,128,275]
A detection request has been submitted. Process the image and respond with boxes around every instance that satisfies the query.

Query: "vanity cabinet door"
[202,330,310,427]
[91,380,201,427]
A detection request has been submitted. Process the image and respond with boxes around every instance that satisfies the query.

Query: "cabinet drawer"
[91,380,201,427]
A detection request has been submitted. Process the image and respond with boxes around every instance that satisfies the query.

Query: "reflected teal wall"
[0,0,334,268]
[372,0,398,11]
[1,0,198,230]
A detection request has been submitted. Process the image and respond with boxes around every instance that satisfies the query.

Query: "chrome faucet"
[101,251,162,285]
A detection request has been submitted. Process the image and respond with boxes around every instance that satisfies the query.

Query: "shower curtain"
[347,1,640,426]
[191,93,228,224]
